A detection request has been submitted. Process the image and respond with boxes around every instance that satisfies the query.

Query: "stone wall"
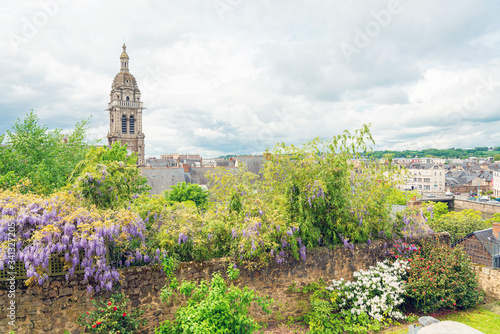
[454,198,500,214]
[1,234,450,334]
[473,265,500,300]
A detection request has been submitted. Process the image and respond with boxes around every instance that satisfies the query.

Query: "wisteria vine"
[0,190,154,293]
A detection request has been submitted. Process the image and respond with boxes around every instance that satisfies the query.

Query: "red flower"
[96,321,101,325]
[86,312,89,315]
[114,307,117,311]
[92,325,96,328]
[453,303,456,306]
[423,292,426,295]
[123,312,127,317]
[108,301,112,306]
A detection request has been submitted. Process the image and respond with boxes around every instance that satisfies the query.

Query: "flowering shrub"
[404,241,484,313]
[307,260,407,333]
[385,242,420,260]
[69,143,150,210]
[136,188,305,267]
[0,189,149,292]
[76,293,147,333]
[327,260,408,322]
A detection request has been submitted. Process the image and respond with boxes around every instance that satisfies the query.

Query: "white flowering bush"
[326,259,408,322]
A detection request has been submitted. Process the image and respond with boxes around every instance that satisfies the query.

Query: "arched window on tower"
[126,96,130,101]
[129,116,135,134]
[121,115,127,134]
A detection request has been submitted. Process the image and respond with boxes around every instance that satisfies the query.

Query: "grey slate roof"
[140,167,187,195]
[455,228,500,258]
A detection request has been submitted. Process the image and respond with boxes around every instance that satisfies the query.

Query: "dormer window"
[126,96,130,101]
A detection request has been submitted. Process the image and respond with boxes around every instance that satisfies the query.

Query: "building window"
[126,96,130,101]
[121,115,127,134]
[130,116,135,134]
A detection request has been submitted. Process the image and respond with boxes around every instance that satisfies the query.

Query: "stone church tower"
[107,44,145,166]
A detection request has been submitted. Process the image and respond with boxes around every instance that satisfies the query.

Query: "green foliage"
[68,142,150,209]
[404,241,484,314]
[165,182,209,209]
[306,288,382,334]
[486,213,500,226]
[365,147,500,159]
[160,254,180,303]
[493,154,500,162]
[131,193,173,229]
[0,112,91,194]
[139,125,401,268]
[386,188,418,206]
[76,293,147,333]
[155,272,272,334]
[426,209,490,244]
[421,201,449,221]
[208,125,400,250]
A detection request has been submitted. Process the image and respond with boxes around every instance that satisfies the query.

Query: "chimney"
[183,163,190,173]
[493,222,500,240]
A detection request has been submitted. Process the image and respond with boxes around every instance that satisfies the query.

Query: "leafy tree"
[165,182,209,209]
[68,142,150,209]
[207,124,402,252]
[0,112,91,194]
[427,209,490,244]
[386,188,418,205]
[493,154,500,162]
[421,201,449,220]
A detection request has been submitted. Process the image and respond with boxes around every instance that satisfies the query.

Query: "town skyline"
[2,1,500,158]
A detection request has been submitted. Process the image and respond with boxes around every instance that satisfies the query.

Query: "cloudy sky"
[1,0,500,158]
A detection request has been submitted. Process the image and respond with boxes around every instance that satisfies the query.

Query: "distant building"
[399,163,445,193]
[107,44,146,166]
[494,171,500,197]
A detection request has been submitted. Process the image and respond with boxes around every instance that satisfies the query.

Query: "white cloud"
[1,0,500,157]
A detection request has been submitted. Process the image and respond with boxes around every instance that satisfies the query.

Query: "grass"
[380,301,500,334]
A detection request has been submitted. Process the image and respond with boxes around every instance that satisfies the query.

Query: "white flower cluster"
[326,260,408,322]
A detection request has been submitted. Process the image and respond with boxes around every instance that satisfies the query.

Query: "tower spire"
[120,43,129,72]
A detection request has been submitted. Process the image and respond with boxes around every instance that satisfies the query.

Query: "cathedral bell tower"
[107,44,146,166]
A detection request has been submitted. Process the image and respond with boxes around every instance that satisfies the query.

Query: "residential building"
[399,163,445,193]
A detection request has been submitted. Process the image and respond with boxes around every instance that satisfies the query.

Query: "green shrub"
[76,293,147,333]
[165,182,209,209]
[404,241,484,314]
[426,209,490,244]
[155,268,272,334]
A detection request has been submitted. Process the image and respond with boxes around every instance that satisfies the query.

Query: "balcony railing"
[109,100,143,108]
